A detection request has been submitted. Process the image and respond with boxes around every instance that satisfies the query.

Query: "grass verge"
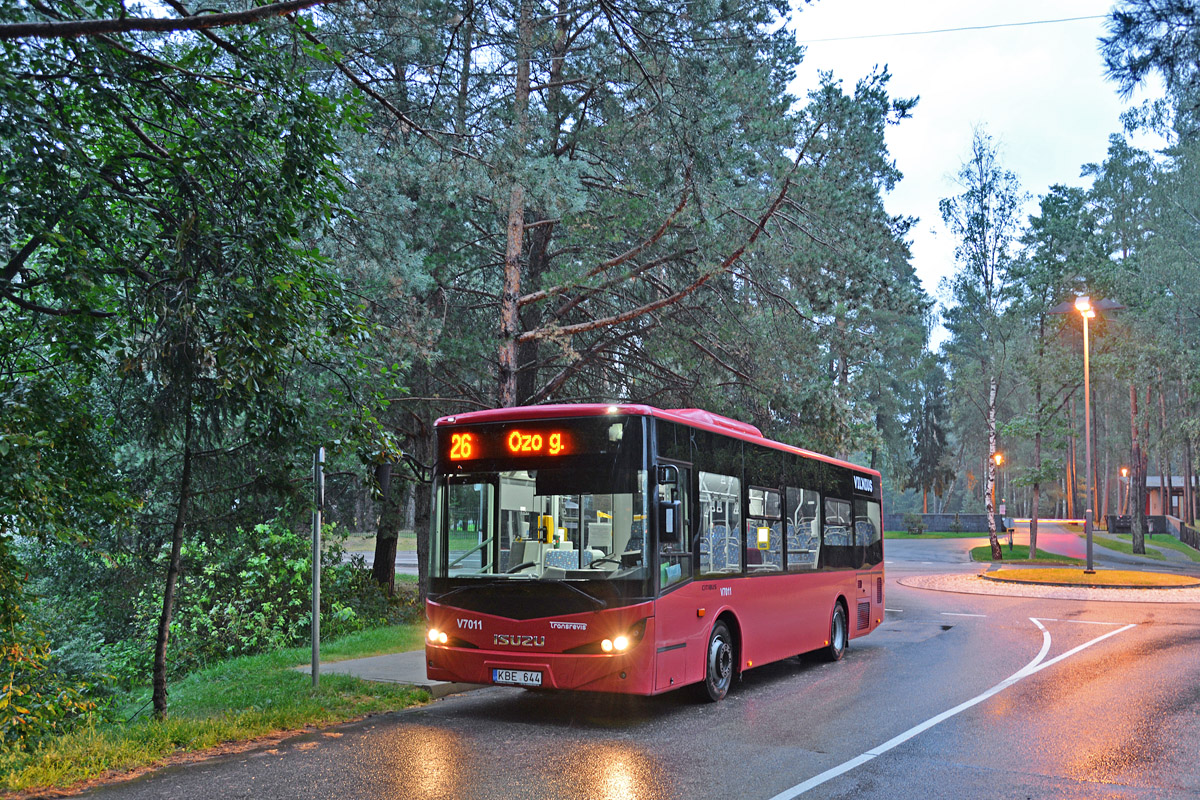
[1092,533,1200,563]
[0,624,428,796]
[1089,533,1168,560]
[986,568,1200,587]
[969,544,1084,565]
[1146,535,1200,562]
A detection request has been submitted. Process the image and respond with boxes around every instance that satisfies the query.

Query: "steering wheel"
[587,553,623,569]
[506,561,537,574]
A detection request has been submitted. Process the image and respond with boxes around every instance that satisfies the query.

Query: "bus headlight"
[601,635,631,652]
[568,619,648,656]
[428,628,448,645]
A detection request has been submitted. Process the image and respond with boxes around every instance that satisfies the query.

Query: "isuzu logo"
[493,634,546,647]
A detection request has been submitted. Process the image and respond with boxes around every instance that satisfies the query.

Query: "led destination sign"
[439,417,634,466]
[448,428,571,461]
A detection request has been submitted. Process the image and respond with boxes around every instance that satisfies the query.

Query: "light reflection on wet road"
[82,540,1200,800]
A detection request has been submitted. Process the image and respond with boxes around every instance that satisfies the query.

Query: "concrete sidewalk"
[298,649,483,699]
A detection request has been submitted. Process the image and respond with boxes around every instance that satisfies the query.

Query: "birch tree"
[941,129,1026,559]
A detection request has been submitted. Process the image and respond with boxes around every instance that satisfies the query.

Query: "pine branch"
[0,0,342,40]
[517,172,791,345]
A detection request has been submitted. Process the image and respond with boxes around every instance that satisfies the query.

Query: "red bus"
[425,404,883,701]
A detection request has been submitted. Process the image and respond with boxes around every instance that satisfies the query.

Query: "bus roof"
[434,403,879,477]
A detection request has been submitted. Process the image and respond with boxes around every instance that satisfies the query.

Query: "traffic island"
[982,568,1200,589]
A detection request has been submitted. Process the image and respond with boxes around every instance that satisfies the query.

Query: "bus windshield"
[432,468,648,587]
[430,416,649,595]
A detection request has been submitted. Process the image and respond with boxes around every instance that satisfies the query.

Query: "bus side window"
[747,487,782,571]
[698,471,741,575]
[823,498,853,569]
[657,467,692,587]
[855,499,883,567]
[785,487,820,572]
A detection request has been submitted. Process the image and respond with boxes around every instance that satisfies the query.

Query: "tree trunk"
[404,481,416,531]
[372,462,401,596]
[1101,445,1110,523]
[412,429,434,603]
[986,375,1001,559]
[519,0,570,406]
[497,0,533,408]
[1180,429,1190,527]
[1184,381,1194,524]
[1158,381,1169,518]
[1030,380,1042,559]
[1131,384,1147,553]
[1067,396,1077,519]
[152,416,193,720]
[515,222,554,403]
[1100,400,1110,523]
[455,0,474,136]
[1099,383,1104,527]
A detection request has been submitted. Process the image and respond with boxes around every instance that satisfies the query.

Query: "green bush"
[0,541,105,752]
[29,517,413,689]
[0,629,104,751]
[165,520,395,675]
[902,513,925,535]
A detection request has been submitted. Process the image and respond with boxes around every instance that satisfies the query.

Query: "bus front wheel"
[821,602,847,662]
[699,620,734,702]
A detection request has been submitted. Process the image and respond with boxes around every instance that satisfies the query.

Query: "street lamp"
[1050,293,1125,574]
[1120,466,1129,515]
[992,452,1004,516]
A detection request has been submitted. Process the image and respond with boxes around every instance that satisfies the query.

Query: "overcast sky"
[787,0,1164,341]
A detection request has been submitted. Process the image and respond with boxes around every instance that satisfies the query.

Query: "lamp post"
[1077,296,1096,573]
[1050,294,1123,574]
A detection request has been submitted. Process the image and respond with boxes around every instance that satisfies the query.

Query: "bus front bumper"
[425,645,656,695]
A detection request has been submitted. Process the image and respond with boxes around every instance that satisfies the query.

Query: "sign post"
[312,447,324,687]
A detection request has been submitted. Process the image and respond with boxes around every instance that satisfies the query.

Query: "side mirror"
[656,464,679,485]
[659,500,681,544]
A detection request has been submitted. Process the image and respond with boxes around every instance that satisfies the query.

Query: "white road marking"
[941,612,986,618]
[884,608,903,613]
[765,617,1136,800]
[1032,618,1129,626]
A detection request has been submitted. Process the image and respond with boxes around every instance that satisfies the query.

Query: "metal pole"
[1082,315,1095,574]
[312,447,325,686]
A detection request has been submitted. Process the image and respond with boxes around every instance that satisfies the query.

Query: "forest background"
[2,0,1199,751]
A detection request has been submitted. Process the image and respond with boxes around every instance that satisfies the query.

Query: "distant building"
[1120,475,1193,517]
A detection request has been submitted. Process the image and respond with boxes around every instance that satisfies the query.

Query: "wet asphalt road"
[86,530,1200,800]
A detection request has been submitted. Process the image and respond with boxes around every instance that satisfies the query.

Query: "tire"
[699,620,735,702]
[821,602,847,662]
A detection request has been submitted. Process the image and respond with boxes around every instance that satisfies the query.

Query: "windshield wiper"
[539,578,607,609]
[431,575,607,610]
[429,580,503,604]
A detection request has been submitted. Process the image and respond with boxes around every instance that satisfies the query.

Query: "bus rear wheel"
[821,602,847,662]
[699,620,734,702]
